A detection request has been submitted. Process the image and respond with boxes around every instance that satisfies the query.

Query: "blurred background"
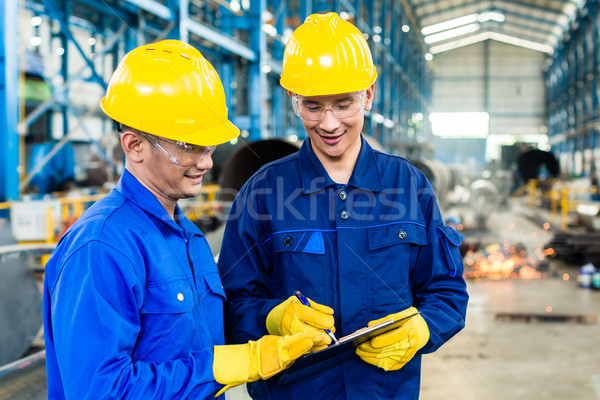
[1,1,599,399]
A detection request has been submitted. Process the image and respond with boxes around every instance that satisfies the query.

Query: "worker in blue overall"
[217,13,469,399]
[43,40,326,400]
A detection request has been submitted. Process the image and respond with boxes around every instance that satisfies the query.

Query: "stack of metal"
[544,231,600,267]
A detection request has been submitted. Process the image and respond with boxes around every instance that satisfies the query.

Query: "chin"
[178,187,202,200]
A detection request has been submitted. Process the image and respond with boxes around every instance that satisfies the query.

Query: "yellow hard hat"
[100,40,239,146]
[280,12,377,96]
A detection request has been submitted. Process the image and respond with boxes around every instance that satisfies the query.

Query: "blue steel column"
[249,0,266,140]
[275,0,288,138]
[394,7,405,147]
[0,0,20,202]
[377,0,386,145]
[299,0,312,20]
[590,1,599,116]
[217,3,235,124]
[61,0,72,137]
[179,0,189,42]
[546,1,600,173]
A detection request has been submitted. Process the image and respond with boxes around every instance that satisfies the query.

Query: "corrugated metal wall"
[431,40,547,163]
[433,41,546,134]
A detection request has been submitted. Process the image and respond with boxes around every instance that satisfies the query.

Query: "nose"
[194,153,213,170]
[318,109,341,132]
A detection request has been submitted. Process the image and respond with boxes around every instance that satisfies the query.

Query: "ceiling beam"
[500,0,569,17]
[484,19,555,38]
[419,5,566,32]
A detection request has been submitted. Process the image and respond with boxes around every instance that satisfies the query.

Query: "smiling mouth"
[319,132,345,144]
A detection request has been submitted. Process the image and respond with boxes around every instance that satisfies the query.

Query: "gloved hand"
[355,307,429,371]
[213,332,321,396]
[266,296,335,350]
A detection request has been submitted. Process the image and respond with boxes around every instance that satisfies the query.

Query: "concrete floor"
[420,201,600,400]
[420,275,600,400]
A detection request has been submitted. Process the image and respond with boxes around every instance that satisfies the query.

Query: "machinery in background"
[517,149,560,185]
[218,139,301,202]
[0,244,48,365]
[27,142,76,195]
[0,220,50,400]
[0,225,48,399]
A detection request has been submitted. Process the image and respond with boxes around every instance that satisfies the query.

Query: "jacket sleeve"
[217,190,282,344]
[44,241,220,399]
[409,175,469,353]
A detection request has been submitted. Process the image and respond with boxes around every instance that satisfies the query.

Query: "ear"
[120,130,145,163]
[364,84,375,112]
[288,90,294,99]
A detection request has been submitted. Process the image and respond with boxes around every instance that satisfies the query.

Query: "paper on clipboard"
[277,312,420,385]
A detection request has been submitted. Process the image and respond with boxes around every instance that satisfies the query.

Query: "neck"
[125,164,177,219]
[312,138,361,185]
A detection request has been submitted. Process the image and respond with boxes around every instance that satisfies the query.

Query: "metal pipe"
[0,351,45,379]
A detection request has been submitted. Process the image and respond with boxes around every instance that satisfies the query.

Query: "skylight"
[421,11,508,46]
[421,12,505,37]
[428,32,554,54]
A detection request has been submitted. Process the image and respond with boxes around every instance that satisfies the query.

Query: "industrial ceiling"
[408,0,587,54]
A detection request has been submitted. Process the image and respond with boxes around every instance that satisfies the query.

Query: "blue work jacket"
[43,169,226,399]
[217,137,469,400]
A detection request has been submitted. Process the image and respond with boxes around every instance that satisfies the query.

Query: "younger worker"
[218,13,469,399]
[43,40,327,400]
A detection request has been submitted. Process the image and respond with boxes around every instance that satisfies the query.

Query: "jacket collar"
[115,169,201,235]
[300,135,384,194]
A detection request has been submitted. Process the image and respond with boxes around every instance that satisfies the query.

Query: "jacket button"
[340,210,350,220]
[339,190,347,200]
[398,230,407,240]
[177,293,184,301]
[283,237,293,246]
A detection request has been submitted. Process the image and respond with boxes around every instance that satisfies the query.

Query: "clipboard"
[277,312,420,385]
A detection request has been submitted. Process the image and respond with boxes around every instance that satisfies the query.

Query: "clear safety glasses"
[139,131,215,167]
[292,91,366,121]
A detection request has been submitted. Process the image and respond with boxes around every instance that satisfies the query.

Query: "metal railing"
[525,179,599,230]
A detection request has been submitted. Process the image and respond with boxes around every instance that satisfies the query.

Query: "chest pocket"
[136,279,197,363]
[366,223,427,307]
[264,230,327,300]
[141,279,195,314]
[367,222,427,250]
[268,231,325,255]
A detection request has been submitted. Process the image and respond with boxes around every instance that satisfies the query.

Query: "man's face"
[294,85,374,162]
[142,135,214,203]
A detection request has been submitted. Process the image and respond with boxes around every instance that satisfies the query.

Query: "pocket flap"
[437,225,463,246]
[141,280,194,314]
[267,231,325,255]
[368,223,427,250]
[436,226,464,277]
[203,272,227,300]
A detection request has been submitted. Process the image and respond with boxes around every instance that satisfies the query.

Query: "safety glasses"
[292,91,366,121]
[139,131,215,167]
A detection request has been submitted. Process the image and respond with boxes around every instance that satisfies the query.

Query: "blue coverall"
[218,137,469,400]
[43,169,226,399]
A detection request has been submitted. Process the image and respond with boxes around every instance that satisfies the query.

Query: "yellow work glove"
[213,332,321,396]
[266,296,335,351]
[355,307,429,371]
